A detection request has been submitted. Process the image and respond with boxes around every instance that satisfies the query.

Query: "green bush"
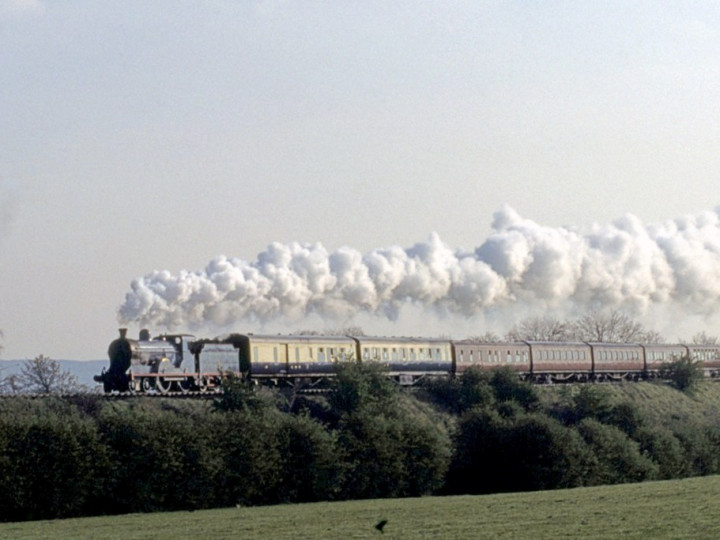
[634,426,688,480]
[96,401,222,513]
[0,400,102,521]
[274,413,342,503]
[447,407,593,494]
[658,356,703,392]
[577,418,658,485]
[213,409,284,506]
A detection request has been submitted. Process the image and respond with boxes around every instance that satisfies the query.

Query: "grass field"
[2,474,720,539]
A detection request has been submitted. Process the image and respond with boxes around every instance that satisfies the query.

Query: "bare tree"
[570,310,664,343]
[17,355,82,394]
[690,331,720,345]
[294,327,366,336]
[505,316,572,342]
[465,331,503,343]
[0,371,22,394]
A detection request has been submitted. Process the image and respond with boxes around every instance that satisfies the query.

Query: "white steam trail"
[118,206,720,330]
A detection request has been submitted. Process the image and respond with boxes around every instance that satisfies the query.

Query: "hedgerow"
[2,366,720,521]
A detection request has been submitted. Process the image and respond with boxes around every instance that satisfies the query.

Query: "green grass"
[538,380,720,426]
[3,475,720,539]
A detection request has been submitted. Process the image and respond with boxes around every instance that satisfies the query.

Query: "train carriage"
[219,334,357,384]
[282,334,357,377]
[686,345,720,377]
[355,336,453,385]
[641,344,689,377]
[589,342,645,380]
[526,341,593,382]
[453,341,531,376]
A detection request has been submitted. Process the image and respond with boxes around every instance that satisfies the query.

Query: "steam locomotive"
[94,328,720,393]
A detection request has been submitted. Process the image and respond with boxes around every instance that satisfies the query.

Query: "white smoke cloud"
[118,206,720,334]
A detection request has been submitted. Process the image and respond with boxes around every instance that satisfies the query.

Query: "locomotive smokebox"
[139,329,150,341]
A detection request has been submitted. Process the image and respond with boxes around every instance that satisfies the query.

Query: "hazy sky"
[3,1,720,359]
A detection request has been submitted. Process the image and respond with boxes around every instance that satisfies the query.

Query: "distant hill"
[0,359,107,389]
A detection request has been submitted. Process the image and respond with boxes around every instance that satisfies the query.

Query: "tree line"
[0,360,719,522]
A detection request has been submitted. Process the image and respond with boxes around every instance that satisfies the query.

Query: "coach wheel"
[156,377,171,394]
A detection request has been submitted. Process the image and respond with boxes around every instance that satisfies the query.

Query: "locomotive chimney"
[119,328,127,340]
[139,329,150,341]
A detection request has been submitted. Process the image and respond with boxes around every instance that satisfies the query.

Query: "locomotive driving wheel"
[156,377,172,393]
[175,378,192,393]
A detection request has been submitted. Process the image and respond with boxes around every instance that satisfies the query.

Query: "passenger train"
[94,328,720,393]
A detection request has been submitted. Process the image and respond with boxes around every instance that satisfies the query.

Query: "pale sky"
[3,1,720,359]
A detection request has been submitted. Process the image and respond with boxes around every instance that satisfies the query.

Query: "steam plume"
[118,206,720,331]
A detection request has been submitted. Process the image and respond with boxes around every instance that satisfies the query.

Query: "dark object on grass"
[375,519,388,533]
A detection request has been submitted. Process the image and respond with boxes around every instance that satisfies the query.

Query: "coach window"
[363,348,369,360]
[391,348,398,361]
[253,346,258,360]
[274,347,278,363]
